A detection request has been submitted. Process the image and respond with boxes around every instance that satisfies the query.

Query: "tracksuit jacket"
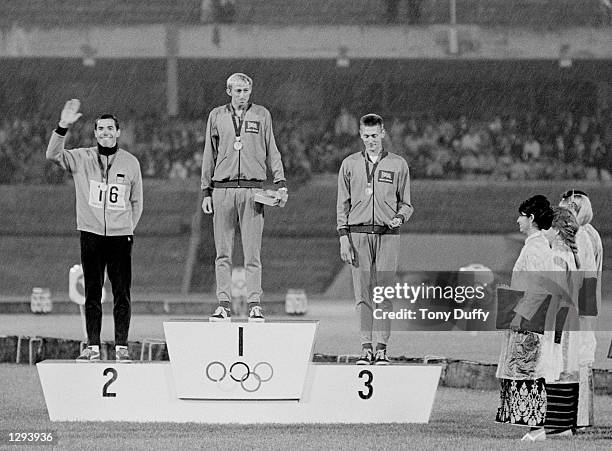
[200,103,285,195]
[337,150,413,234]
[46,131,143,236]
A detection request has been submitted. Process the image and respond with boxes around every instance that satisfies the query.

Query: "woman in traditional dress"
[559,190,603,429]
[496,195,554,441]
[541,206,582,437]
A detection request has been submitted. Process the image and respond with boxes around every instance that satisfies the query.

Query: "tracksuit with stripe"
[201,103,286,305]
[337,149,413,346]
[47,129,143,346]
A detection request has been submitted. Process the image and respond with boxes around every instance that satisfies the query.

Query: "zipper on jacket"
[237,146,241,187]
[371,175,375,234]
[103,155,108,236]
[369,152,386,233]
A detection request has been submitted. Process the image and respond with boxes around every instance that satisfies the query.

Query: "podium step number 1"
[37,321,441,423]
[163,320,317,400]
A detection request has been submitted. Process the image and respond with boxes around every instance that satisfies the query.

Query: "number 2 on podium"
[358,369,373,399]
[102,368,118,397]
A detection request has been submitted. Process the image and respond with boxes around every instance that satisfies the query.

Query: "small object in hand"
[388,217,401,228]
[277,188,288,208]
[254,190,280,206]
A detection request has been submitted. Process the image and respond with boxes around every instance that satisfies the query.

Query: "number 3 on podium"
[358,369,373,400]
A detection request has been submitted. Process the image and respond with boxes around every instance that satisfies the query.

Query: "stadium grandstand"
[0,0,611,294]
[0,0,202,26]
[0,1,611,183]
[0,0,610,27]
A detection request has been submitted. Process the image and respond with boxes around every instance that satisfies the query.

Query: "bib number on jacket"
[88,180,127,210]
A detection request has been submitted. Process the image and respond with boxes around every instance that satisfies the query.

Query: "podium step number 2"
[37,321,441,423]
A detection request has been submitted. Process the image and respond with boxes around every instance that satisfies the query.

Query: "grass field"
[2,298,611,449]
[1,364,611,450]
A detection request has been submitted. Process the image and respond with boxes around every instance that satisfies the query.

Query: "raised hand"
[59,99,83,127]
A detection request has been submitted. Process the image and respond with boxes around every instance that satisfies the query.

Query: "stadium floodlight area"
[37,321,441,423]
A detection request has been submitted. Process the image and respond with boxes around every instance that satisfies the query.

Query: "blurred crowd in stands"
[0,109,610,185]
[2,0,611,28]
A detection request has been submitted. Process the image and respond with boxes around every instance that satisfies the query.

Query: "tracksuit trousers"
[80,231,133,346]
[350,232,399,346]
[212,188,264,304]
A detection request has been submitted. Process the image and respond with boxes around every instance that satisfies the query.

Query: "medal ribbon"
[364,155,379,189]
[97,153,116,184]
[231,103,251,142]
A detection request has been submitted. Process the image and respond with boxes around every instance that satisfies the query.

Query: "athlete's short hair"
[226,73,253,90]
[359,113,384,129]
[94,114,120,130]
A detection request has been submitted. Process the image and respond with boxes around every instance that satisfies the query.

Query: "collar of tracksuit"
[225,102,253,115]
[98,143,118,156]
[362,149,388,162]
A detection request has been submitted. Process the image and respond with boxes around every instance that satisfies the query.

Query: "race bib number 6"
[88,180,127,210]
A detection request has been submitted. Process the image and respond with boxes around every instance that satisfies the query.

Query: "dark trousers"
[80,231,133,346]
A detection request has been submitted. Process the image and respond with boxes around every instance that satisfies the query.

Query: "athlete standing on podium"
[201,73,288,322]
[337,114,413,365]
[46,99,143,362]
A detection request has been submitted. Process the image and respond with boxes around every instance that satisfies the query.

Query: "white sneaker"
[356,348,374,365]
[209,305,231,322]
[115,346,132,363]
[248,305,265,322]
[373,349,390,365]
[76,346,100,362]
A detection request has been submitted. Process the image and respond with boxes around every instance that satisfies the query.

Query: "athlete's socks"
[220,301,231,310]
[375,343,387,351]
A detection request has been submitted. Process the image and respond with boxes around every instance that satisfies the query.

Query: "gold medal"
[365,183,373,196]
[233,141,243,150]
[99,183,108,192]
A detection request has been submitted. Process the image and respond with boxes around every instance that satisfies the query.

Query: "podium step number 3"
[37,321,441,423]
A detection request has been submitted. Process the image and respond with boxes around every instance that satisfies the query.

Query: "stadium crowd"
[0,109,610,184]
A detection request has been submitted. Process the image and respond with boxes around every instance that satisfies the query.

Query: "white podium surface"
[163,320,318,400]
[37,361,441,423]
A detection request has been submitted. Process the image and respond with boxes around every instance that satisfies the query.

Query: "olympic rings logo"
[205,361,274,393]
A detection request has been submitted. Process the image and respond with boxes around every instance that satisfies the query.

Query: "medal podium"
[37,320,441,423]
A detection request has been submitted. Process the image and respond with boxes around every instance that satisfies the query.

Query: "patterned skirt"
[496,378,546,427]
